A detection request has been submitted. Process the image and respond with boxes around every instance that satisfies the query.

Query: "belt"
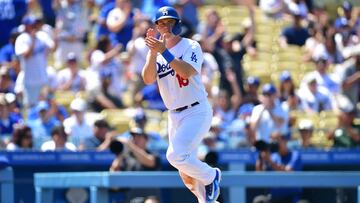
[174,101,200,112]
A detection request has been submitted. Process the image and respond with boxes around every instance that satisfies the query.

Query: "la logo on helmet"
[162,9,168,16]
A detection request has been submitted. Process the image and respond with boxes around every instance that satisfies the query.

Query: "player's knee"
[166,150,189,167]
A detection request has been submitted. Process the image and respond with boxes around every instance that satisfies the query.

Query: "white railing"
[34,171,360,203]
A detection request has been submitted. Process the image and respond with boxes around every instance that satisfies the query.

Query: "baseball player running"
[142,6,221,203]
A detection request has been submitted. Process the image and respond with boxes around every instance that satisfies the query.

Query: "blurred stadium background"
[0,0,360,202]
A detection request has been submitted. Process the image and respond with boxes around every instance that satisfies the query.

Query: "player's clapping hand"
[145,30,167,54]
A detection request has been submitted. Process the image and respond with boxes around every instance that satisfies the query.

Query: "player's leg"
[166,103,216,186]
[179,171,206,203]
[167,112,206,202]
[166,102,221,202]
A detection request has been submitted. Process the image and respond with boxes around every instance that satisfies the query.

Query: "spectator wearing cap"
[80,119,116,151]
[0,93,22,138]
[120,108,167,151]
[14,15,55,108]
[334,1,353,30]
[27,100,61,149]
[110,126,162,201]
[111,127,161,171]
[27,89,68,123]
[308,49,340,94]
[278,71,296,102]
[41,125,76,151]
[57,52,87,93]
[87,67,124,112]
[327,95,360,148]
[249,83,288,144]
[241,76,261,106]
[4,93,22,122]
[63,98,93,148]
[0,0,27,49]
[298,74,333,113]
[288,119,315,149]
[226,103,255,149]
[334,16,358,58]
[0,66,15,94]
[279,4,310,48]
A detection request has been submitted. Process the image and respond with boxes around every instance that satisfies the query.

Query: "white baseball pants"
[166,100,216,202]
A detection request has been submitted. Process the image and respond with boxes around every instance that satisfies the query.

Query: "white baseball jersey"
[15,31,54,86]
[156,38,207,110]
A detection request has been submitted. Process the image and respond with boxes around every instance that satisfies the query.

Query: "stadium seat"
[318,115,338,130]
[54,90,76,109]
[290,110,320,129]
[273,61,301,72]
[242,60,271,72]
[256,42,274,53]
[300,62,316,72]
[144,109,163,121]
[100,108,136,133]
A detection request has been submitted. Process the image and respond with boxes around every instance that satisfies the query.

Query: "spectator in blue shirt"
[0,0,28,49]
[27,101,61,149]
[280,5,310,48]
[334,1,353,30]
[0,28,20,82]
[80,119,115,151]
[134,83,166,112]
[95,0,115,39]
[107,0,135,48]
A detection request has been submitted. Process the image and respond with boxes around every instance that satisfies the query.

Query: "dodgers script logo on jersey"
[157,53,198,88]
[157,62,189,88]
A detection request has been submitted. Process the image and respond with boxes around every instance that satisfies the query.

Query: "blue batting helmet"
[154,6,182,35]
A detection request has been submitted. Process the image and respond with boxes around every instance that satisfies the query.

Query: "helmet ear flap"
[172,20,182,35]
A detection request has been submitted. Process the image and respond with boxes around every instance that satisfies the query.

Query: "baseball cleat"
[205,168,221,203]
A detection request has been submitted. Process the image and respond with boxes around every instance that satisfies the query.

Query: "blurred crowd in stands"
[0,0,359,155]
